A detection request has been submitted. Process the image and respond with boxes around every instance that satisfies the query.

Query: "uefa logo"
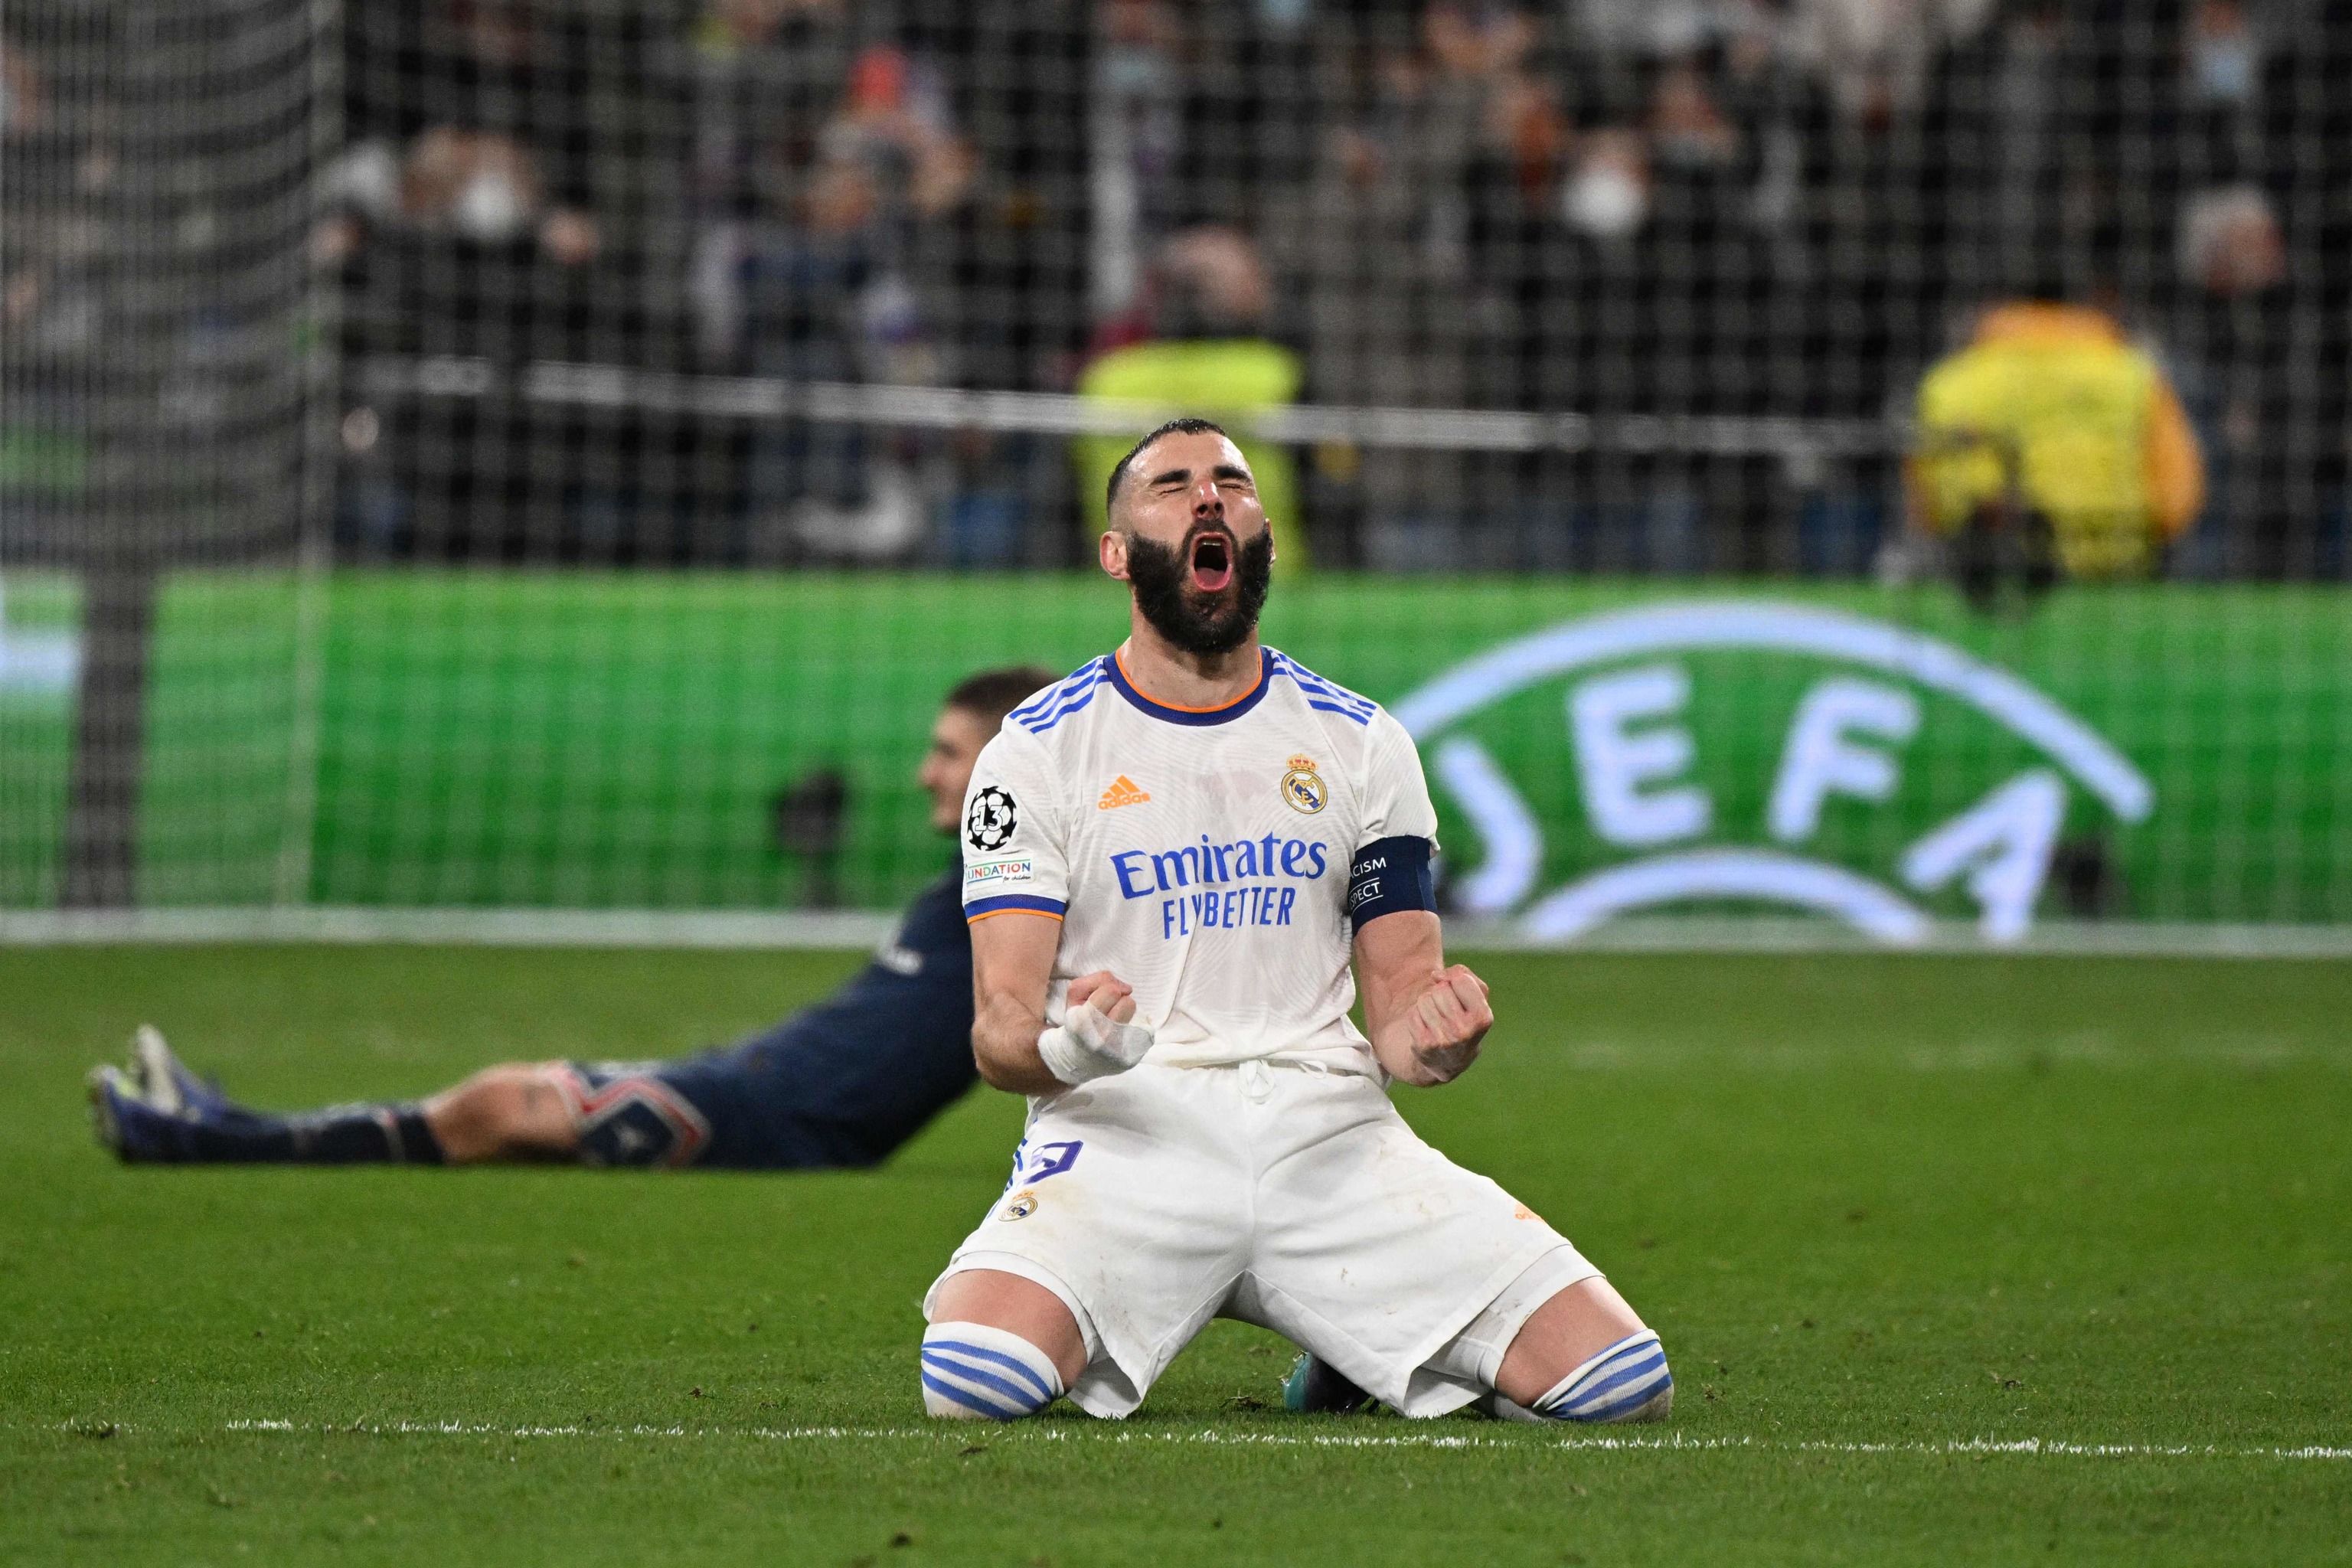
[1393,602,2155,946]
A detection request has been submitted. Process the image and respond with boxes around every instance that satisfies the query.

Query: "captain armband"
[1347,835,1436,931]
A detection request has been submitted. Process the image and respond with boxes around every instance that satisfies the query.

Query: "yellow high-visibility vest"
[1910,304,2204,580]
[1076,338,1306,573]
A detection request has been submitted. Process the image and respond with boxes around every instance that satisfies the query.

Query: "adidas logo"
[1097,775,1151,811]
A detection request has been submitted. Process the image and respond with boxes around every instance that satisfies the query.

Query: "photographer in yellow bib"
[1076,228,1305,574]
[1909,289,2206,603]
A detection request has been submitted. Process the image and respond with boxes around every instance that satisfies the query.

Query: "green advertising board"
[2,570,2347,937]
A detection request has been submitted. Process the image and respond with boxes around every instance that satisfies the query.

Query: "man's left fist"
[1401,964,1492,1085]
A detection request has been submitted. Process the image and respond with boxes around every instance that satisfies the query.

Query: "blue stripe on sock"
[926,1338,1055,1403]
[1561,1347,1668,1410]
[1572,1369,1674,1423]
[1530,1334,1671,1423]
[921,1351,1047,1415]
[920,1368,1022,1421]
[921,1353,1037,1415]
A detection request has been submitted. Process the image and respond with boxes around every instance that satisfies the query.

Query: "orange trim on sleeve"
[965,908,1066,925]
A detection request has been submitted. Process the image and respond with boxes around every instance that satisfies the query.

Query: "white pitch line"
[208,1419,2352,1463]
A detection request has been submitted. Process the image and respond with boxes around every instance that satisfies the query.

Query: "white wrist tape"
[1037,999,1155,1086]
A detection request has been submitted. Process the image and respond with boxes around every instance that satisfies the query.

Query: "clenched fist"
[1393,963,1491,1086]
[1037,970,1155,1086]
[1065,971,1136,1024]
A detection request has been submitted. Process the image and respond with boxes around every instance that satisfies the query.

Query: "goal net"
[3,1,2349,945]
[2,0,334,909]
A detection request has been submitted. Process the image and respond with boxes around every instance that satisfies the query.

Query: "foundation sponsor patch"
[963,856,1036,891]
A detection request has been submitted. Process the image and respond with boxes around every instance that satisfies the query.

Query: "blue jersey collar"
[1106,646,1272,727]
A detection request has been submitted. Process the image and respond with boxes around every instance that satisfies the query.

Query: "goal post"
[2,0,337,905]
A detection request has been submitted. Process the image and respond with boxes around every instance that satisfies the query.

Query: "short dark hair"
[1105,416,1230,517]
[942,665,1062,733]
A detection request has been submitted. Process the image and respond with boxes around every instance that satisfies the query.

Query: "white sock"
[1482,1392,1544,1423]
[920,1321,1065,1422]
[1527,1330,1673,1424]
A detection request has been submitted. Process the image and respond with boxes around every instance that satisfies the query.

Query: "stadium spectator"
[2169,182,2288,575]
[1788,0,1998,127]
[688,0,868,366]
[1074,227,1305,569]
[2185,0,2263,111]
[686,12,988,562]
[732,153,911,561]
[2258,0,2352,577]
[1,32,47,138]
[0,38,99,368]
[1257,25,1449,567]
[1569,0,1729,58]
[315,129,600,273]
[1907,289,2206,596]
[1272,4,1574,567]
[1269,21,1474,411]
[1088,0,1184,322]
[692,0,858,62]
[292,0,2352,577]
[0,30,105,544]
[315,123,603,556]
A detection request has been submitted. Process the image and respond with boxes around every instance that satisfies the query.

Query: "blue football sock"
[1527,1330,1674,1424]
[166,1102,446,1165]
[920,1321,1064,1421]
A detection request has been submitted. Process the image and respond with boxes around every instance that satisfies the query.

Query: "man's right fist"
[1038,972,1154,1086]
[1066,970,1136,1023]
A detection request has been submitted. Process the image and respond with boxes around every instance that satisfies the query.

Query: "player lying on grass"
[919,418,1671,1426]
[87,666,1058,1171]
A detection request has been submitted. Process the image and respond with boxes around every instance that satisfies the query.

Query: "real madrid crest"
[1280,754,1327,815]
[998,1187,1039,1221]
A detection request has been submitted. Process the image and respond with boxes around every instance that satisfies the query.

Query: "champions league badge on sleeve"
[966,786,1018,851]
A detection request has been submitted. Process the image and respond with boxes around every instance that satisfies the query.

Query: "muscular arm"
[970,915,1149,1095]
[970,913,1070,1094]
[1354,910,1492,1087]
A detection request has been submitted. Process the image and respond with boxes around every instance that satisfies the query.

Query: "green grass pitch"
[2,946,2345,1565]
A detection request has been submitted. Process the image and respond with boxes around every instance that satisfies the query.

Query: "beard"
[1125,527,1274,657]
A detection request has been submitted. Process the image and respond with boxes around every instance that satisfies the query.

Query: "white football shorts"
[924,1059,1599,1419]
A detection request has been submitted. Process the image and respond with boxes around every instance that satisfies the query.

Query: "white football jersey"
[960,645,1439,1076]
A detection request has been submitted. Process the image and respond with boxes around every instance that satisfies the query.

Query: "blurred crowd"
[4,0,2348,577]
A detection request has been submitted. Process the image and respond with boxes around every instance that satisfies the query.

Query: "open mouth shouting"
[1125,519,1269,657]
[1189,530,1235,595]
